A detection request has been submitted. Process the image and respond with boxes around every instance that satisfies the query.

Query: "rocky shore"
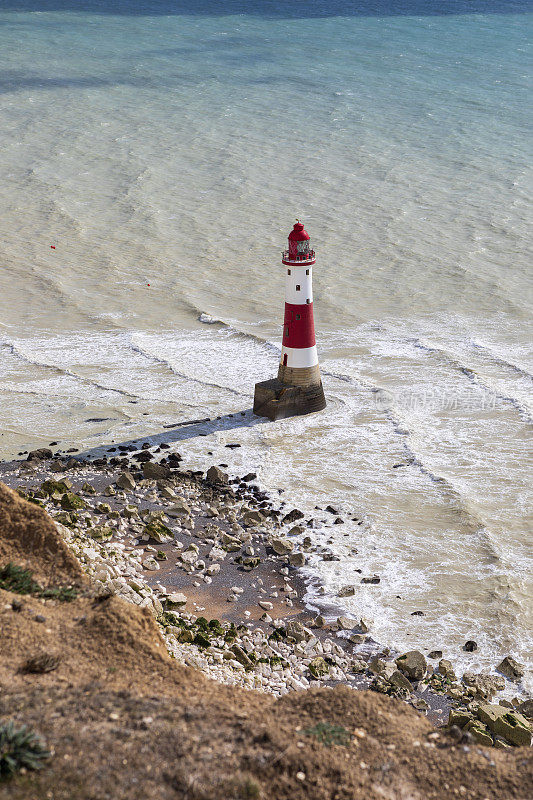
[1,434,531,754]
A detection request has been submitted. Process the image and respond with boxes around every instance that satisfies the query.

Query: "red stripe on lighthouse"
[283,302,316,349]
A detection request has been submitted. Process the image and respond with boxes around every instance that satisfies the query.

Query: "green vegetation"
[0,721,51,778]
[0,563,78,602]
[304,722,352,748]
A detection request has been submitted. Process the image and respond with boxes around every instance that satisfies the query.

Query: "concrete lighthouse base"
[253,378,326,421]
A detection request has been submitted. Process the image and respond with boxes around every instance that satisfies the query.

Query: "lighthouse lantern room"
[253,221,326,420]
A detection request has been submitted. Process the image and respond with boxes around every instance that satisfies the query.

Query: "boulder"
[144,521,173,543]
[428,650,443,659]
[270,537,294,556]
[206,466,228,484]
[285,620,312,643]
[230,644,253,668]
[448,709,474,729]
[282,509,304,525]
[369,657,396,681]
[165,592,187,609]
[308,656,329,678]
[116,471,136,491]
[289,552,306,567]
[438,659,457,680]
[464,720,493,746]
[142,557,160,571]
[389,670,414,692]
[27,448,53,461]
[167,499,192,518]
[336,616,358,630]
[462,673,505,700]
[143,461,171,480]
[242,509,264,526]
[395,650,427,681]
[337,585,355,598]
[496,656,524,682]
[492,711,531,747]
[517,699,533,721]
[60,492,86,511]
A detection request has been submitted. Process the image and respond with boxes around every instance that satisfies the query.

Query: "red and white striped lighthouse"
[253,221,326,420]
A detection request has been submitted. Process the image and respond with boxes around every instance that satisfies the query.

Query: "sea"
[0,1,531,693]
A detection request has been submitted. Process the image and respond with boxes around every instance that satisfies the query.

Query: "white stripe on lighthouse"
[285,265,313,304]
[280,345,318,369]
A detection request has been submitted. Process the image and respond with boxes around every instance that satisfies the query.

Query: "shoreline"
[0,434,531,746]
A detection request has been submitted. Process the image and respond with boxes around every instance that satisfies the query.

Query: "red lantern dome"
[283,220,315,265]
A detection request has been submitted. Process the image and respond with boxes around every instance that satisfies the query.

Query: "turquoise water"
[0,1,531,690]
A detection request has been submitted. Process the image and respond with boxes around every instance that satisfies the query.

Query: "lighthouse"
[253,221,326,421]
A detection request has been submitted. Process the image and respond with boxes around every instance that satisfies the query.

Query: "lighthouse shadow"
[80,408,267,461]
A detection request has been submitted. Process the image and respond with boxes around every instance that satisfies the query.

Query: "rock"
[123,504,139,519]
[438,659,457,680]
[389,670,414,692]
[27,448,53,461]
[348,633,367,645]
[221,533,241,552]
[289,552,306,567]
[337,585,355,598]
[517,699,533,721]
[144,521,173,543]
[90,526,113,542]
[230,644,253,668]
[395,650,427,681]
[23,651,61,673]
[81,481,96,495]
[311,615,325,629]
[463,640,478,652]
[282,509,304,525]
[336,616,358,630]
[242,510,264,526]
[496,656,524,682]
[462,673,505,700]
[464,720,493,746]
[206,466,228,484]
[309,656,329,678]
[143,461,171,480]
[285,621,312,643]
[60,492,86,511]
[448,709,474,729]
[165,593,187,609]
[492,711,531,747]
[142,557,160,571]
[167,499,192,518]
[258,600,273,611]
[369,657,396,681]
[270,537,294,556]
[361,575,380,584]
[241,472,257,482]
[116,471,136,491]
[41,479,71,496]
[359,618,372,634]
[428,650,443,659]
[161,486,177,500]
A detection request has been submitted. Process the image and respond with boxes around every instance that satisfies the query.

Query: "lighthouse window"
[297,240,309,254]
[285,326,289,337]
[287,269,291,275]
[295,314,301,320]
[306,269,310,275]
[306,299,311,304]
[295,284,301,291]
